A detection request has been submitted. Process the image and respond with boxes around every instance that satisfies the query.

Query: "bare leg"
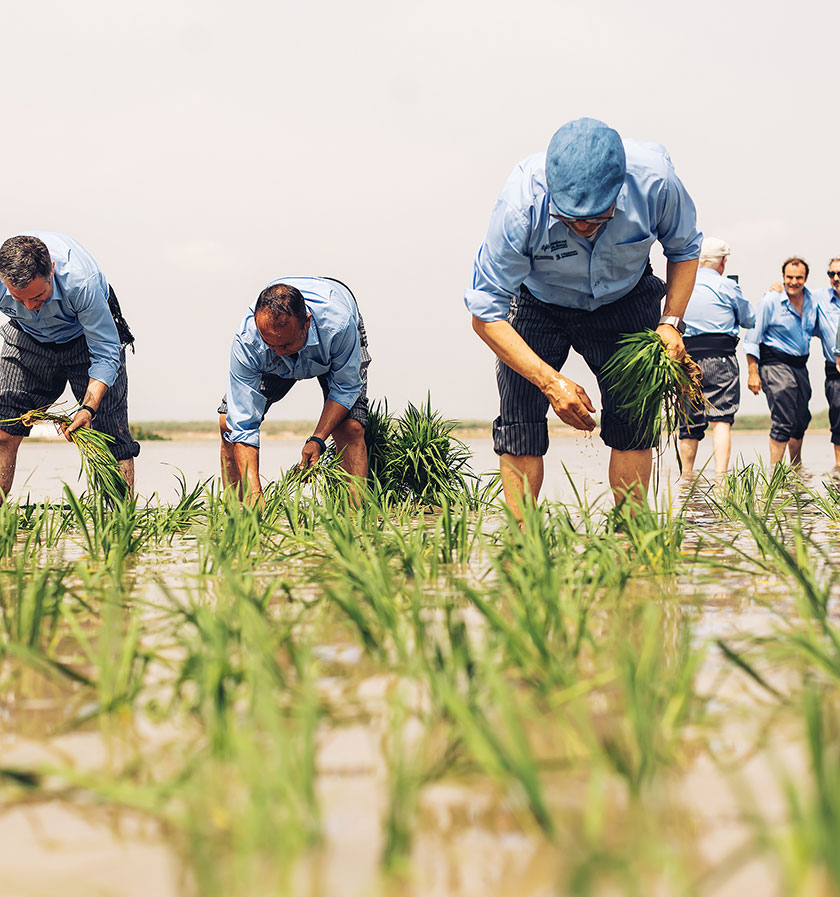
[609,448,652,505]
[711,422,732,474]
[834,443,840,467]
[500,453,544,520]
[788,437,803,466]
[769,437,787,465]
[0,431,23,504]
[679,438,698,476]
[118,458,135,496]
[219,415,240,487]
[332,419,368,478]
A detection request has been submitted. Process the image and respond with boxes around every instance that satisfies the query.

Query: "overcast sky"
[1,0,838,421]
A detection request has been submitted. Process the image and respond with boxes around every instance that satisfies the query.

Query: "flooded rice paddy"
[3,429,840,897]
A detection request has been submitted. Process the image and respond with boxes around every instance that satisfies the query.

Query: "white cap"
[699,237,731,262]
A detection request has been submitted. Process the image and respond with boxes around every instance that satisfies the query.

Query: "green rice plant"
[0,404,129,502]
[714,461,802,522]
[799,476,840,522]
[140,471,210,543]
[589,603,704,798]
[601,331,705,457]
[747,688,840,896]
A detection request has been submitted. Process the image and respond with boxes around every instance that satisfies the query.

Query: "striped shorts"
[494,270,666,455]
[760,361,811,442]
[0,322,140,460]
[825,364,840,445]
[678,354,740,440]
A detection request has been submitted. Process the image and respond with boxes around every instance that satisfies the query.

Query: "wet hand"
[61,408,94,442]
[298,440,322,470]
[543,375,596,431]
[748,371,762,395]
[655,323,685,359]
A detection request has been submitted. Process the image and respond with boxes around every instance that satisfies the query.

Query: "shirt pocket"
[611,236,655,280]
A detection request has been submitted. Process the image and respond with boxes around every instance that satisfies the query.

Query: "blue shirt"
[0,231,120,386]
[683,266,755,338]
[464,140,702,321]
[812,286,840,362]
[744,288,816,359]
[225,276,363,448]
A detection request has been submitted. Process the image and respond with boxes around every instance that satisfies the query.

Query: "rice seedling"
[601,330,705,458]
[0,403,129,502]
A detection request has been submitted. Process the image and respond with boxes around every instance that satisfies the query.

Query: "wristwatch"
[658,315,686,335]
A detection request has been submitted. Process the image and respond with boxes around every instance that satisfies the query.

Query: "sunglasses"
[551,208,616,227]
[829,271,840,279]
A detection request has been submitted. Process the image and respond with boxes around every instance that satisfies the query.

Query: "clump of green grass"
[0,404,128,502]
[601,331,705,451]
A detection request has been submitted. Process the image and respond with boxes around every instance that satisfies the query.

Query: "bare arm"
[655,258,699,359]
[746,354,761,394]
[233,442,262,503]
[299,399,352,467]
[63,378,108,439]
[471,317,595,430]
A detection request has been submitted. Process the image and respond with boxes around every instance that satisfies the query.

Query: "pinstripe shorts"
[678,355,740,440]
[760,361,811,442]
[0,322,140,460]
[494,271,666,455]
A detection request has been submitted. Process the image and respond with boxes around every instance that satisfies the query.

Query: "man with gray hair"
[678,237,755,475]
[219,276,370,502]
[0,232,138,502]
[809,259,840,466]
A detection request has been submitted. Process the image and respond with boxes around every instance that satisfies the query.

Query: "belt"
[759,343,809,369]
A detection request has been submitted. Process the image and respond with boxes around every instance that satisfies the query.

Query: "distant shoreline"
[116,414,832,441]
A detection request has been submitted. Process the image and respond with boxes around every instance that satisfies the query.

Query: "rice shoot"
[0,404,129,502]
[601,331,706,450]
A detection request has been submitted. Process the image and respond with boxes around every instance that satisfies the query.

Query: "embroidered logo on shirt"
[558,250,578,259]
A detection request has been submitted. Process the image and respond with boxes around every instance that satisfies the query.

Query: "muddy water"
[3,434,840,897]
[13,430,840,503]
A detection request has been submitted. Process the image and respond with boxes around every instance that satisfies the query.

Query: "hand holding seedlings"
[543,375,596,431]
[654,322,685,360]
[60,405,96,441]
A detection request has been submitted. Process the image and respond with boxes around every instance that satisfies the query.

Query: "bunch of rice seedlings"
[0,404,128,502]
[601,330,705,450]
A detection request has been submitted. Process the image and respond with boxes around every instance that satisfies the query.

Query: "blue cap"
[545,118,626,219]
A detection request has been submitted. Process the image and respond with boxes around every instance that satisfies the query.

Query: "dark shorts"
[826,363,840,445]
[493,268,667,455]
[218,306,371,430]
[0,322,140,461]
[679,355,740,440]
[760,361,811,442]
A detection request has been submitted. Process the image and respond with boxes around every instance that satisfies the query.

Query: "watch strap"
[658,315,686,335]
[305,436,327,453]
[79,404,97,420]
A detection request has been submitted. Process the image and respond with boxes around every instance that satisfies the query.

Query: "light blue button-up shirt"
[812,286,840,362]
[464,140,702,321]
[0,231,120,386]
[683,266,755,338]
[744,288,816,359]
[225,276,363,448]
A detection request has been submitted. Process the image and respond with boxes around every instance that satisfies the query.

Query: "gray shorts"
[218,309,371,429]
[760,361,811,442]
[0,322,140,461]
[679,355,740,440]
[825,365,840,446]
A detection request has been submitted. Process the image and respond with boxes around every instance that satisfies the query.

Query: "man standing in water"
[811,259,840,467]
[0,233,138,502]
[678,238,755,475]
[745,258,815,466]
[465,117,701,509]
[219,276,369,502]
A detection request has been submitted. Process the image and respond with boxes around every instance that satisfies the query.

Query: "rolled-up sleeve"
[733,284,755,330]
[325,323,362,409]
[464,201,532,322]
[655,161,702,263]
[224,336,267,448]
[74,273,121,386]
[743,296,768,358]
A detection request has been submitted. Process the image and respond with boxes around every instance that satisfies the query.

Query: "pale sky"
[1,0,838,421]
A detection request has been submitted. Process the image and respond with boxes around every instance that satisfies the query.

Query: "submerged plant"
[601,331,705,455]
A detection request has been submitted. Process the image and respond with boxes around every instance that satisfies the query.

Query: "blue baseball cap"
[545,118,626,219]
